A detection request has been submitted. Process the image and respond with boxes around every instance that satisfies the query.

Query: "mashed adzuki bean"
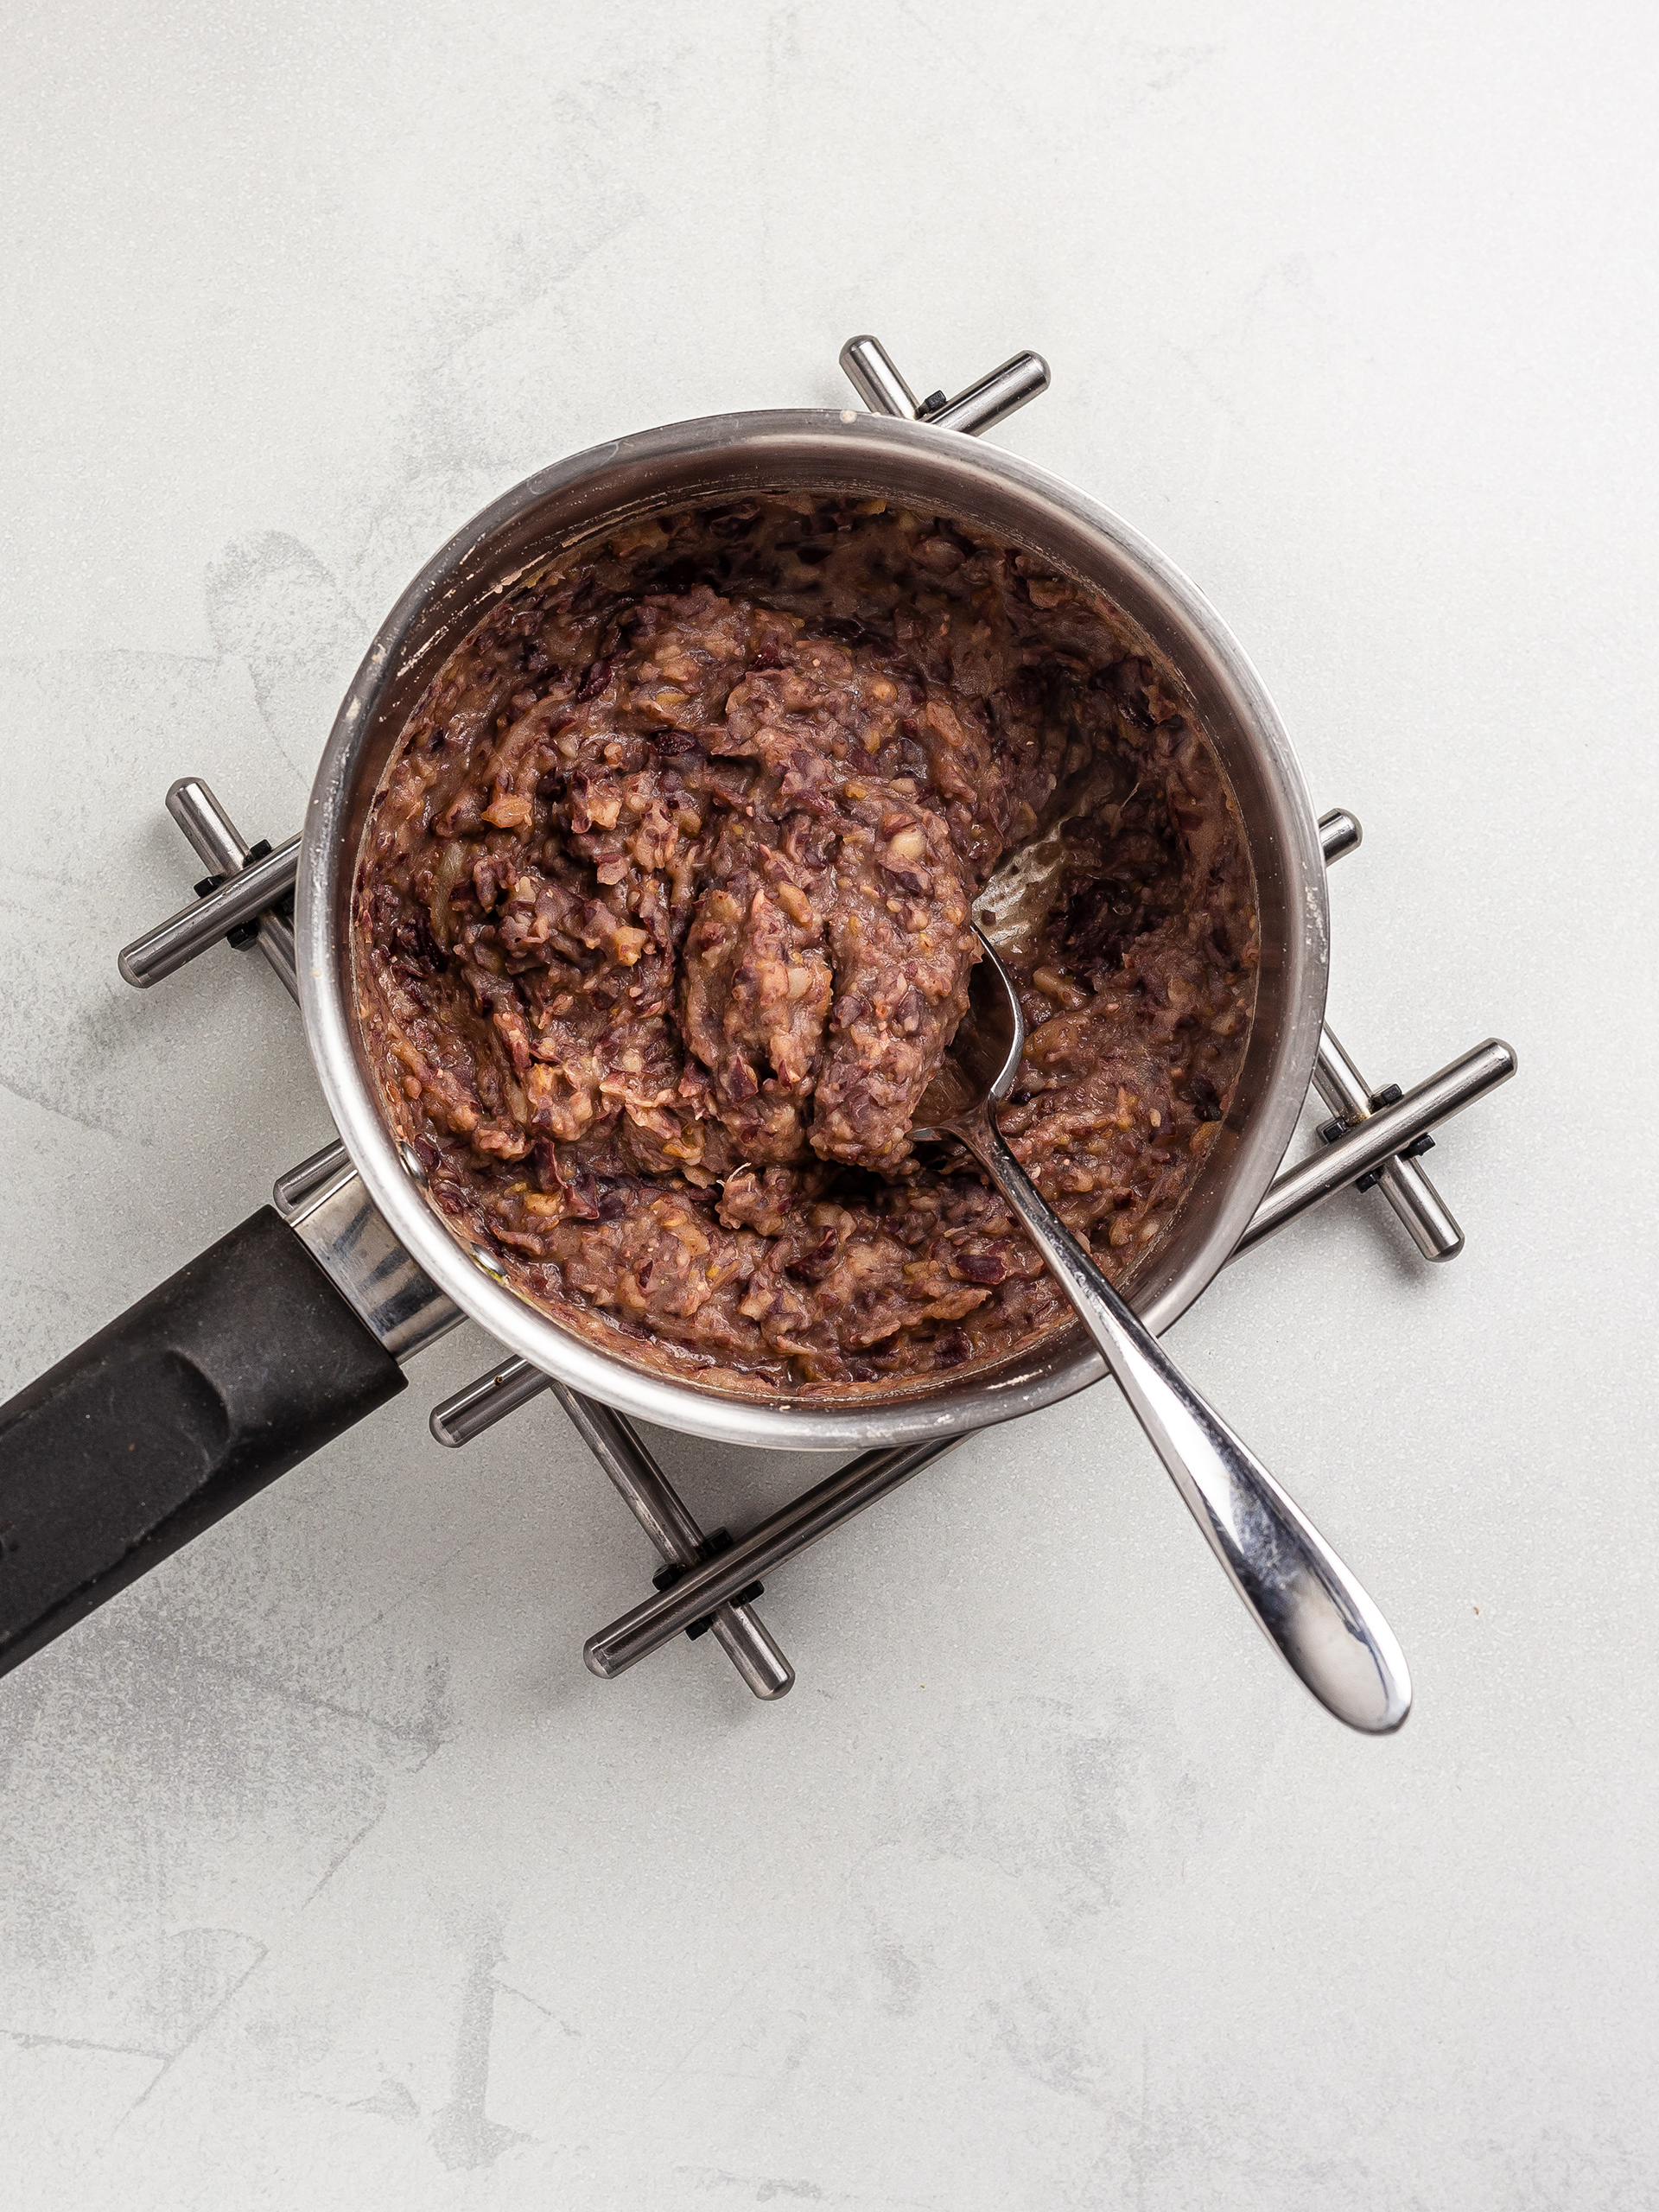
[353,496,1256,1396]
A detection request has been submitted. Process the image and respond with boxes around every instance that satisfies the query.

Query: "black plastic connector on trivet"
[194,840,289,950]
[650,1528,766,1639]
[1318,1084,1436,1192]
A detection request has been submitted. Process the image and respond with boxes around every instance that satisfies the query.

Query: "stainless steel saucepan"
[0,334,1344,1698]
[302,356,1331,1448]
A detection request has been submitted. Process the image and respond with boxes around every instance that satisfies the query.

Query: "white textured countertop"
[3,6,1655,2206]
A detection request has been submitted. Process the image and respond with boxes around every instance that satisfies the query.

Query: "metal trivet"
[118,340,1516,1702]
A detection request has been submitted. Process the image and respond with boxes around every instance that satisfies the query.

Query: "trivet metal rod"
[118,833,301,988]
[553,1382,793,1701]
[587,1440,957,1679]
[932,353,1052,436]
[1236,1038,1513,1252]
[430,1353,793,1699]
[1313,1029,1462,1260]
[1317,809,1362,865]
[1317,807,1460,1259]
[841,335,921,420]
[166,779,299,1001]
[840,333,1050,438]
[430,1355,551,1445]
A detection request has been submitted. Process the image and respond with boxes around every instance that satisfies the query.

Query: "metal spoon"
[911,930,1412,1733]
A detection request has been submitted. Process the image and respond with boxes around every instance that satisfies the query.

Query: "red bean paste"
[353,497,1256,1396]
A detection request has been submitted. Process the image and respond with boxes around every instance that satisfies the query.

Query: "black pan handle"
[0,1206,404,1681]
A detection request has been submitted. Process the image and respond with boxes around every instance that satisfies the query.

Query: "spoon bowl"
[912,932,1026,1139]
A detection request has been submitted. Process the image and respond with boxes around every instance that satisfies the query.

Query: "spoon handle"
[961,1110,1412,1733]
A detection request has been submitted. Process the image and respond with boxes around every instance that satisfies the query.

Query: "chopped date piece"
[1186,1071,1224,1122]
[354,495,1256,1398]
[955,1249,1007,1286]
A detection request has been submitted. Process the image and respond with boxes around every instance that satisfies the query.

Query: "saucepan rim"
[296,405,1329,1450]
